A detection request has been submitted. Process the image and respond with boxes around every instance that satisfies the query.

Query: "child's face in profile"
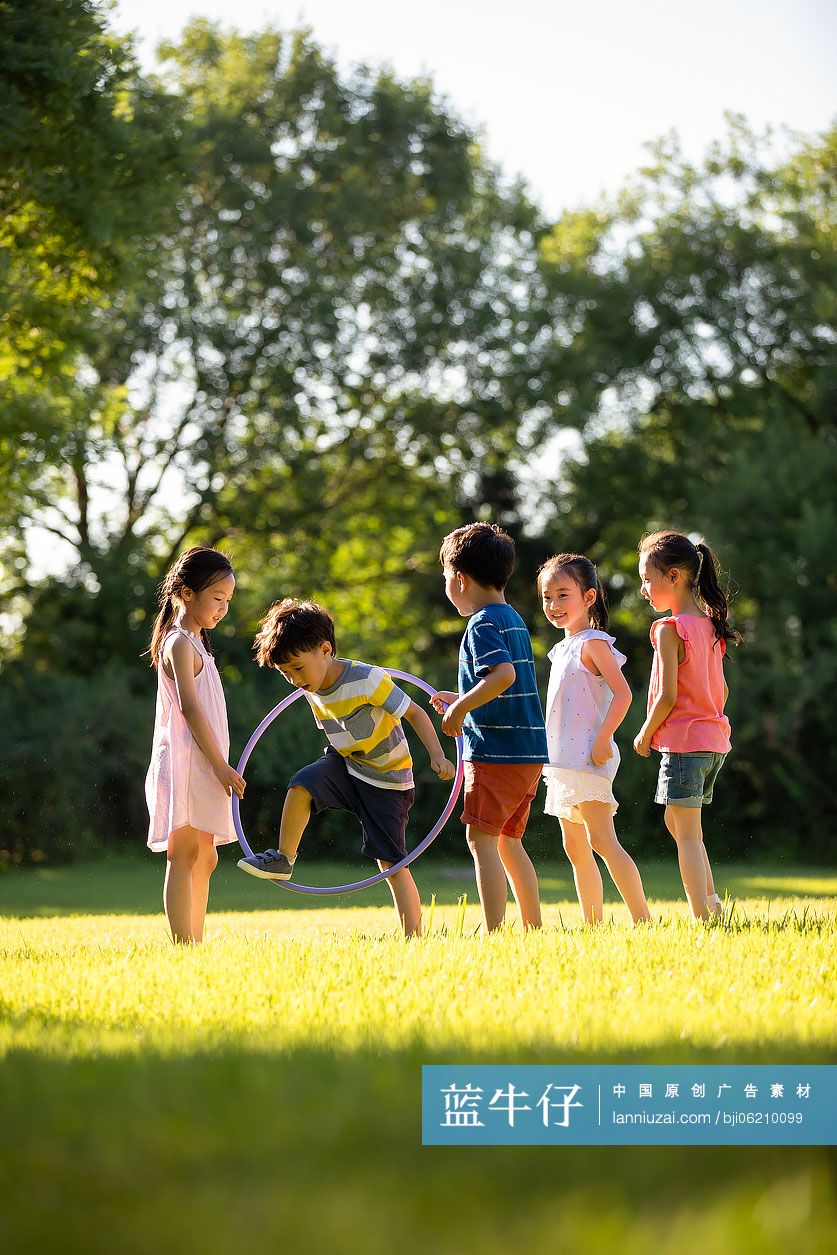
[443,565,470,615]
[277,642,336,692]
[638,552,675,613]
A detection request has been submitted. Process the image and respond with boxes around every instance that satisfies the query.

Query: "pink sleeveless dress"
[145,626,237,851]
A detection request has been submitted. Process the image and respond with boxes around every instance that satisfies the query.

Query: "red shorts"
[461,761,543,839]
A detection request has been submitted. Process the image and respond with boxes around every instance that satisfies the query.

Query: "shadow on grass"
[0,1042,832,1254]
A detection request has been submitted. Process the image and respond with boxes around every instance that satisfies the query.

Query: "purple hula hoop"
[232,669,464,895]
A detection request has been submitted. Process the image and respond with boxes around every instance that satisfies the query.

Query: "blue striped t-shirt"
[458,603,548,764]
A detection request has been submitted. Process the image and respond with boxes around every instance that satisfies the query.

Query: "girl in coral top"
[634,531,740,919]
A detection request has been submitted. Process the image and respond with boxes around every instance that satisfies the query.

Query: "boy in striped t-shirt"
[238,600,454,935]
[432,524,548,932]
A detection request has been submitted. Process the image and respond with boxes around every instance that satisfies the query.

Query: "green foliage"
[0,8,833,863]
[533,119,837,849]
[0,0,186,530]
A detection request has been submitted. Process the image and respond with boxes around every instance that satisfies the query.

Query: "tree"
[5,21,559,670]
[0,0,186,536]
[531,119,837,848]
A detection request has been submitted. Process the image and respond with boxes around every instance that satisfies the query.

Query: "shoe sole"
[237,858,293,881]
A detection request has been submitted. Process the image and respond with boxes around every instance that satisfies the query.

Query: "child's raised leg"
[278,785,313,860]
[498,834,542,930]
[190,837,219,943]
[559,817,604,924]
[664,805,712,919]
[164,825,210,944]
[466,827,508,931]
[378,861,422,937]
[577,801,651,924]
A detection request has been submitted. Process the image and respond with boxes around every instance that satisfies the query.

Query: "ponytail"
[590,578,609,631]
[148,583,176,669]
[695,541,741,648]
[146,546,234,667]
[537,552,609,631]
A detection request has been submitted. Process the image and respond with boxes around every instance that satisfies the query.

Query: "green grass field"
[0,856,834,1254]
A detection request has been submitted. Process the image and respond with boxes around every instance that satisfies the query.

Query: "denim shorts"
[655,751,727,808]
[289,747,414,863]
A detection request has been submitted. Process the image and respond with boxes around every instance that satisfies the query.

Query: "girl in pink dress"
[634,531,740,919]
[145,547,245,943]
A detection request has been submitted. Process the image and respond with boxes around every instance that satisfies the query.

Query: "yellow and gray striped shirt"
[304,660,413,790]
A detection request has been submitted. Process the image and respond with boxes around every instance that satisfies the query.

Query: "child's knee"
[167,828,200,866]
[198,843,219,873]
[561,832,578,858]
[466,831,497,861]
[561,828,587,862]
[666,804,703,841]
[587,830,617,858]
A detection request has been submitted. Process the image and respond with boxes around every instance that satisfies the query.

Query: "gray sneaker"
[237,849,296,880]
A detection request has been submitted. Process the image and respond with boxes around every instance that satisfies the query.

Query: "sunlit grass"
[0,862,833,1253]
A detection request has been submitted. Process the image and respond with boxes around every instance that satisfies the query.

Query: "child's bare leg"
[702,844,716,896]
[577,801,651,924]
[278,786,313,860]
[378,861,422,936]
[701,844,722,913]
[665,805,711,919]
[559,818,603,924]
[466,827,508,931]
[497,834,541,930]
[164,825,201,944]
[190,835,219,943]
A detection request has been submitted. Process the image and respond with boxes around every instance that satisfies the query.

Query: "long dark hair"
[537,553,609,631]
[639,531,740,647]
[148,546,234,667]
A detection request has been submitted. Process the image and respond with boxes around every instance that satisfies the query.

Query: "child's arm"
[403,702,455,780]
[633,623,679,757]
[581,639,632,767]
[168,636,246,798]
[440,662,516,738]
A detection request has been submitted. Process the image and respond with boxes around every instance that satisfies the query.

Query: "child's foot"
[237,850,296,880]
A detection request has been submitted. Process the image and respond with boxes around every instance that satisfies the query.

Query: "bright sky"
[112,0,836,217]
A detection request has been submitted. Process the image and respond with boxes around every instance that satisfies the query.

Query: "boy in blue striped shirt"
[432,523,548,932]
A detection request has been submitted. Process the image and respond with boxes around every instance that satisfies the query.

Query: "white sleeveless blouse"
[145,626,237,851]
[543,629,627,782]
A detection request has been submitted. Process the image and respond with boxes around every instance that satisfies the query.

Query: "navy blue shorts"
[289,748,414,864]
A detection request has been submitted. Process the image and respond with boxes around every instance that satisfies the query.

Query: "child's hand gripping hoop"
[232,670,464,895]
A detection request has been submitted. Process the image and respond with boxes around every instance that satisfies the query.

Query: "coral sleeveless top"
[648,614,731,753]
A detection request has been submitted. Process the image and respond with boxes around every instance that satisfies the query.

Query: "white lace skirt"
[543,766,618,823]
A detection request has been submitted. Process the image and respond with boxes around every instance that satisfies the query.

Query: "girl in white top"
[539,554,650,925]
[145,546,245,943]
